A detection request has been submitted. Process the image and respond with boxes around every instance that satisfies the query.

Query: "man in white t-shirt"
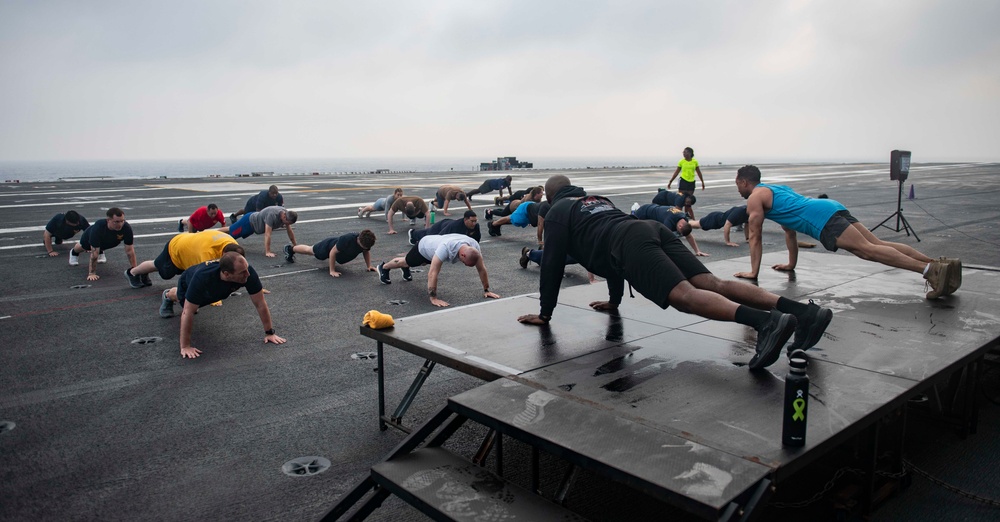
[376,234,500,307]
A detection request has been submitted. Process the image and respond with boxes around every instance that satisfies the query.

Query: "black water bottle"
[782,350,809,446]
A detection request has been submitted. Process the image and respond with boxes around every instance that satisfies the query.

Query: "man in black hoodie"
[518,175,833,371]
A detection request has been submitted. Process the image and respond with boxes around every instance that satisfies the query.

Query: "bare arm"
[722,221,739,247]
[736,191,767,279]
[685,233,708,256]
[475,257,500,299]
[263,225,275,257]
[43,231,57,256]
[87,249,100,280]
[386,209,398,234]
[363,250,375,271]
[125,244,137,268]
[696,166,705,190]
[250,291,286,344]
[536,215,545,246]
[667,167,681,188]
[774,227,799,271]
[285,225,296,246]
[426,257,447,307]
[180,300,201,358]
[328,246,340,277]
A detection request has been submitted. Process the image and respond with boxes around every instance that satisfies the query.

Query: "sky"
[1,0,998,163]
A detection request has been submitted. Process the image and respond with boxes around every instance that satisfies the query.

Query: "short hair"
[268,185,279,192]
[504,175,513,182]
[684,147,694,156]
[65,210,80,223]
[460,246,481,266]
[528,186,543,198]
[455,192,466,201]
[219,251,243,273]
[358,229,376,249]
[678,220,693,236]
[207,204,219,211]
[404,202,417,217]
[463,210,477,219]
[106,207,124,218]
[545,175,571,199]
[222,243,245,257]
[736,165,762,184]
[284,210,298,224]
[685,194,697,206]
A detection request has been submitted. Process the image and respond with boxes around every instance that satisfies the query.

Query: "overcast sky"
[1,0,997,163]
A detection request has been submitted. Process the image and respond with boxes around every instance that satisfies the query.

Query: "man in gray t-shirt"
[376,233,500,307]
[221,206,299,258]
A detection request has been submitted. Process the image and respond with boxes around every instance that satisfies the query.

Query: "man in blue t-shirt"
[284,229,377,278]
[159,251,285,358]
[466,175,513,201]
[409,210,482,245]
[68,207,137,281]
[43,210,89,257]
[230,185,285,223]
[735,165,959,299]
[633,204,708,257]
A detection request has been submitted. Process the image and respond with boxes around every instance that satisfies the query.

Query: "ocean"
[0,157,676,183]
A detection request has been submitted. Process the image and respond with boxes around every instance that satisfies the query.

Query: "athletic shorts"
[404,244,431,267]
[227,214,256,240]
[153,240,182,280]
[510,203,532,227]
[819,210,859,252]
[678,179,696,194]
[372,198,387,211]
[312,237,338,260]
[697,211,727,231]
[613,220,711,309]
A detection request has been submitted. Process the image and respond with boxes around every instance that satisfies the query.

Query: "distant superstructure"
[479,156,533,171]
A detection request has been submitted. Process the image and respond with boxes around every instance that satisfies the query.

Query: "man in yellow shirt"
[125,230,244,288]
[666,147,705,218]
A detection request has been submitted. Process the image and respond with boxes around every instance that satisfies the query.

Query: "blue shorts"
[243,197,257,214]
[372,198,387,211]
[227,213,256,239]
[510,203,531,227]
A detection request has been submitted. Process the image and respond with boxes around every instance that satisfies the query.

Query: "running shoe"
[407,229,415,246]
[748,310,796,371]
[519,246,530,269]
[159,289,175,318]
[377,262,391,284]
[68,248,79,266]
[401,266,412,282]
[357,207,364,218]
[230,213,238,225]
[786,300,833,354]
[125,268,144,289]
[140,273,152,286]
[283,244,295,263]
[97,253,107,264]
[409,218,416,226]
[177,219,184,232]
[488,222,501,237]
[485,209,493,220]
[924,260,950,299]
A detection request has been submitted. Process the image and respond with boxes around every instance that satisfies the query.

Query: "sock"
[734,305,770,329]
[923,263,931,276]
[776,296,809,316]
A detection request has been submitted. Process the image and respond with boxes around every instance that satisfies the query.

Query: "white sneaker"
[357,207,364,218]
[97,253,107,264]
[68,249,79,266]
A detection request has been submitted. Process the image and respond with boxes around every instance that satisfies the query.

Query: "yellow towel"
[363,310,395,329]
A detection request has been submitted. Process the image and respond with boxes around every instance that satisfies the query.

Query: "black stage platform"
[342,251,1000,520]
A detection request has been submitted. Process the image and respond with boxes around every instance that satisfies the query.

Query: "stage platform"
[336,252,1000,520]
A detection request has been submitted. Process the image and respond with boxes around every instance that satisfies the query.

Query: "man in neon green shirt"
[667,147,705,218]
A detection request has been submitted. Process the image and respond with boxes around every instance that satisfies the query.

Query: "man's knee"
[688,272,723,292]
[667,281,697,313]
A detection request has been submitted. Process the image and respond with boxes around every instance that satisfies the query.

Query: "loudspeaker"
[890,150,911,181]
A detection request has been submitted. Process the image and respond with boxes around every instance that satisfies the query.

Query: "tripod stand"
[870,178,920,241]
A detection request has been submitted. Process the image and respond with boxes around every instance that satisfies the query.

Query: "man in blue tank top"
[734,165,959,299]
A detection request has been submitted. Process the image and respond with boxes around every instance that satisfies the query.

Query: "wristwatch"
[265,328,275,336]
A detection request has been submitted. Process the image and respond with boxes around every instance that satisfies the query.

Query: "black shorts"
[476,180,496,194]
[678,179,696,194]
[819,210,859,252]
[613,220,711,309]
[312,237,338,260]
[153,241,181,280]
[404,244,431,267]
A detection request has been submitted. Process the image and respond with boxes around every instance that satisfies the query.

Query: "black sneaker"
[488,222,500,237]
[407,229,415,246]
[377,262,391,284]
[485,209,493,220]
[229,213,237,225]
[283,244,295,263]
[519,246,530,269]
[125,268,143,289]
[748,310,797,371]
[787,300,833,354]
[140,273,152,286]
[177,219,184,233]
[401,266,412,282]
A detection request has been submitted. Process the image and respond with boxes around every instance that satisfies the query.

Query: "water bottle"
[782,350,809,446]
[430,210,436,225]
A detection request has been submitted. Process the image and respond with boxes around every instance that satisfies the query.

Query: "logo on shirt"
[578,196,617,215]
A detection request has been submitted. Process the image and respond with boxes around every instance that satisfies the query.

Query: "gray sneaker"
[140,273,152,286]
[159,289,175,318]
[749,310,796,371]
[377,262,391,284]
[125,268,144,289]
[407,229,416,246]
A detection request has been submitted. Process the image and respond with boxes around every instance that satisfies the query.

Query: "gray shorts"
[819,210,859,251]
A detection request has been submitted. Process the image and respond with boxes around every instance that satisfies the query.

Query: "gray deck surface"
[2,163,999,520]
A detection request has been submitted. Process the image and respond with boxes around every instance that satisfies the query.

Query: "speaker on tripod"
[870,150,920,241]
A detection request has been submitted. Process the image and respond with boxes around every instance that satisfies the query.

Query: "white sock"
[923,263,931,276]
